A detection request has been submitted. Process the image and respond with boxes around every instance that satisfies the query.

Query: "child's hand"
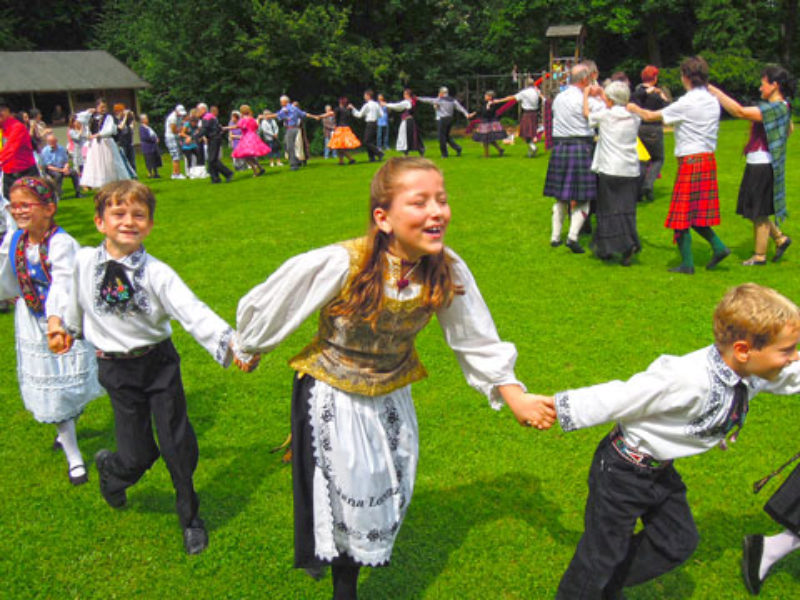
[522,394,557,430]
[500,386,557,430]
[234,353,261,373]
[47,328,73,354]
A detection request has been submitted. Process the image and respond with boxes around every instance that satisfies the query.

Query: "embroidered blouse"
[555,345,800,460]
[62,243,233,366]
[0,228,77,320]
[236,238,521,406]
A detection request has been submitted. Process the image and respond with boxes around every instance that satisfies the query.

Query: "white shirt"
[552,85,604,138]
[62,243,233,365]
[589,106,641,177]
[351,100,382,123]
[555,345,800,461]
[164,112,181,141]
[385,99,412,113]
[259,118,278,138]
[661,87,720,156]
[235,243,523,408]
[515,87,540,111]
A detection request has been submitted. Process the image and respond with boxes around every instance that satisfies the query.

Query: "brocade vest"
[289,238,434,396]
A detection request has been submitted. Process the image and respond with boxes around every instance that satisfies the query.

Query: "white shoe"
[171,173,187,180]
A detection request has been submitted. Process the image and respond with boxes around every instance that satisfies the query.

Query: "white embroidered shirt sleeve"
[436,250,522,409]
[236,244,351,358]
[153,260,234,367]
[44,233,79,319]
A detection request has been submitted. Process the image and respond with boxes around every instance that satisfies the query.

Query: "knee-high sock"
[568,202,589,242]
[677,230,694,268]
[761,529,800,580]
[692,226,727,254]
[55,419,84,468]
[332,564,360,600]
[551,202,568,242]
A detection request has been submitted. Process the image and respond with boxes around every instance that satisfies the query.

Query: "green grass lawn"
[2,120,799,599]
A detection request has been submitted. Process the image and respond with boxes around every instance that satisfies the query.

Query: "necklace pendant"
[397,278,409,290]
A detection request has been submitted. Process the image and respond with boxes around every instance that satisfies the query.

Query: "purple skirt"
[543,137,597,203]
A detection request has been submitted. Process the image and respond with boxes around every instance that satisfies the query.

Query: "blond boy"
[539,283,800,598]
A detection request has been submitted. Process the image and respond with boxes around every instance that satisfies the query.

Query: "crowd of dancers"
[1,53,799,600]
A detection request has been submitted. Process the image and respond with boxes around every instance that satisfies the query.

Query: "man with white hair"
[165,104,187,179]
[544,63,605,253]
[418,86,469,158]
[196,103,233,184]
[40,134,82,199]
[267,96,307,171]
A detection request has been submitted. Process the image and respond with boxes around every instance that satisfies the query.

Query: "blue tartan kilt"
[544,138,597,203]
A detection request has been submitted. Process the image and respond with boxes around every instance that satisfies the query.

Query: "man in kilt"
[628,56,731,274]
[544,63,605,254]
[742,463,800,595]
[494,77,542,157]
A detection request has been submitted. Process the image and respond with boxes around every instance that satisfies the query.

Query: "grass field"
[2,120,799,599]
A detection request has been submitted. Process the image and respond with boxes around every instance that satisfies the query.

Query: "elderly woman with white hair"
[583,80,642,265]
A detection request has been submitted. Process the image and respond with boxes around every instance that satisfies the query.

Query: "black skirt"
[736,163,774,220]
[765,462,800,534]
[291,373,379,569]
[592,173,641,257]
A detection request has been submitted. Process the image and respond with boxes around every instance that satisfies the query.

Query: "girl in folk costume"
[234,157,553,599]
[0,177,103,485]
[230,105,269,177]
[79,98,133,189]
[468,90,506,158]
[709,66,795,266]
[384,89,426,156]
[315,97,361,166]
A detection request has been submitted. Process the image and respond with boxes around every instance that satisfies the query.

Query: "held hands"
[46,317,73,354]
[234,353,261,372]
[500,385,557,430]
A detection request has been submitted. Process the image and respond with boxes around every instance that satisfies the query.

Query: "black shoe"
[566,239,585,254]
[94,449,127,508]
[668,265,695,275]
[225,174,234,183]
[773,237,792,262]
[550,239,563,248]
[68,464,88,486]
[304,565,327,580]
[706,248,731,270]
[742,534,765,595]
[184,520,209,555]
[620,249,634,267]
[456,148,462,157]
[348,159,356,165]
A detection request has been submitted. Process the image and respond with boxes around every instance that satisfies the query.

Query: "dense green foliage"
[11,1,790,117]
[1,121,800,598]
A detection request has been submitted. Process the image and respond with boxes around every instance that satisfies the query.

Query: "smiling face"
[94,199,153,259]
[741,324,800,381]
[373,168,450,262]
[9,187,56,239]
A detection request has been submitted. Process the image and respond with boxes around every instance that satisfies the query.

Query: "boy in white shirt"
[51,180,234,555]
[628,56,730,274]
[535,283,800,598]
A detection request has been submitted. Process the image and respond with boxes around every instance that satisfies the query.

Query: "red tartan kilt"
[665,153,721,230]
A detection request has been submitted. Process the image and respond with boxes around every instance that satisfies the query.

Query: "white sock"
[760,529,800,580]
[551,202,567,241]
[55,420,84,470]
[529,142,537,152]
[568,202,589,242]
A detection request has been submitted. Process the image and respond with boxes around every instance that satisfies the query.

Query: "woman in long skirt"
[79,99,132,189]
[384,89,425,156]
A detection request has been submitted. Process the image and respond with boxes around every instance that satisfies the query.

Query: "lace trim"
[214,327,234,366]
[686,348,738,439]
[555,392,576,432]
